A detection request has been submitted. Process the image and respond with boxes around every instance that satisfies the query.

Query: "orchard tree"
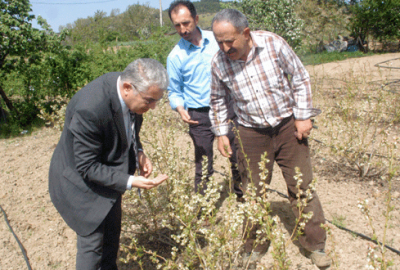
[122,4,159,39]
[0,0,65,115]
[350,0,400,51]
[223,0,304,50]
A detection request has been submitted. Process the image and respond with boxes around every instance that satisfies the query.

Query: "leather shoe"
[309,249,332,268]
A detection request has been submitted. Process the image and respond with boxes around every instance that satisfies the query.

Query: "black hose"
[374,58,400,69]
[0,204,32,270]
[203,160,400,256]
[262,188,400,256]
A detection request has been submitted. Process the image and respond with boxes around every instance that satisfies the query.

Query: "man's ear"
[122,82,132,96]
[243,27,251,39]
[195,15,199,25]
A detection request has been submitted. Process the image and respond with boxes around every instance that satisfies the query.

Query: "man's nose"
[181,26,188,33]
[222,43,231,53]
[149,102,157,110]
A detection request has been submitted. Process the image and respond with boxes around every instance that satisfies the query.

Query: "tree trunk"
[0,84,18,115]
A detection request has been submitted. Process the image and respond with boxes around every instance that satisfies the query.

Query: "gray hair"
[121,58,169,93]
[212,9,249,33]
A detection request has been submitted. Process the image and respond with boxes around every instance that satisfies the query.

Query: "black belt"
[188,107,210,113]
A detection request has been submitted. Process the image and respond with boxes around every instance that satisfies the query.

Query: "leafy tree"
[350,0,400,51]
[223,0,304,49]
[297,0,351,52]
[0,0,66,125]
[193,0,221,14]
[121,4,160,39]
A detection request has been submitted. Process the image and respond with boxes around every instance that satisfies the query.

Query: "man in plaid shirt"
[209,9,331,268]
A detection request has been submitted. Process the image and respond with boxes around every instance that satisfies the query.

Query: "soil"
[1,53,400,270]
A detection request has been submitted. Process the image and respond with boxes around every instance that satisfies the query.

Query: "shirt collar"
[250,31,264,48]
[181,27,209,50]
[117,76,129,114]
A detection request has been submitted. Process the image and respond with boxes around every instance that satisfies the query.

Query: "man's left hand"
[138,151,152,178]
[294,119,313,140]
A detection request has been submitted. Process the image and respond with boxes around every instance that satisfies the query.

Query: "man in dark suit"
[49,58,169,269]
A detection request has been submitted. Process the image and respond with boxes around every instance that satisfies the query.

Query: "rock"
[324,39,348,52]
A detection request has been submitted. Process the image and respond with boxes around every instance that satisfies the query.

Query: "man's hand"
[294,119,313,140]
[217,135,232,158]
[177,106,199,125]
[138,151,152,178]
[131,174,168,189]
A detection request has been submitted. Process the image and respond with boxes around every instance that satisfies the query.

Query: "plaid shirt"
[210,31,321,136]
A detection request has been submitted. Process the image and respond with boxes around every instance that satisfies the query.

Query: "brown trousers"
[235,116,326,253]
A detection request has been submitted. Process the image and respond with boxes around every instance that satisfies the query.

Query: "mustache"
[227,48,236,54]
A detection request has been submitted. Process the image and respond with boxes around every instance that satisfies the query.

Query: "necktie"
[130,112,139,174]
[130,112,141,197]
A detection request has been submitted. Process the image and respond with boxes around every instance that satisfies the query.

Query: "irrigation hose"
[264,188,400,256]
[374,58,400,69]
[0,204,32,270]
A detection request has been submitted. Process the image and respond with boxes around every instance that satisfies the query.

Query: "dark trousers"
[235,117,326,253]
[188,107,241,196]
[76,196,122,270]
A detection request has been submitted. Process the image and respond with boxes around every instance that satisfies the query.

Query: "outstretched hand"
[177,106,199,125]
[132,174,168,190]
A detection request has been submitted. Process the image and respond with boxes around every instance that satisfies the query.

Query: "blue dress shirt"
[167,28,220,110]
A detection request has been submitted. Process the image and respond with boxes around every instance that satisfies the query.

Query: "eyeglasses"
[130,83,162,105]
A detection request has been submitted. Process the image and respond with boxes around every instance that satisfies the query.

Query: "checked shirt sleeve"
[278,38,321,120]
[209,61,230,136]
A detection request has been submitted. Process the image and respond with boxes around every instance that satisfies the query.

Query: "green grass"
[331,214,347,228]
[300,50,376,66]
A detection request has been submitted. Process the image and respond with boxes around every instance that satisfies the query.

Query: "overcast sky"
[29,0,174,32]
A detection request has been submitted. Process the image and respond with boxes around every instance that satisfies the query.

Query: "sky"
[29,0,175,32]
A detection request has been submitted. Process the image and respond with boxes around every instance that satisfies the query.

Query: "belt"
[239,115,293,130]
[188,107,210,113]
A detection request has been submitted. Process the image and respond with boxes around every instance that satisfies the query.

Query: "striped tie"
[130,112,141,197]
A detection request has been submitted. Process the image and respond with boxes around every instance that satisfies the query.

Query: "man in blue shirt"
[167,0,241,198]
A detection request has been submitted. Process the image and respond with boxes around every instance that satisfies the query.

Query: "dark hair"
[168,0,197,20]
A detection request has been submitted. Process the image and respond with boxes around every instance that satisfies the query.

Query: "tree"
[0,0,65,115]
[194,0,221,14]
[297,0,351,52]
[223,0,304,50]
[122,4,159,39]
[350,0,400,51]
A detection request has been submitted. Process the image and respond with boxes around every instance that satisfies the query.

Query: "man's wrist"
[176,105,185,113]
[127,175,135,190]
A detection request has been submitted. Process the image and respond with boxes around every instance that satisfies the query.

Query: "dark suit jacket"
[49,72,143,236]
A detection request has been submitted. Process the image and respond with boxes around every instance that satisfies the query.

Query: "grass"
[299,50,376,66]
[331,214,346,228]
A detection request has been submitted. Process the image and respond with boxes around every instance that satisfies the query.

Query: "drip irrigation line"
[325,220,400,256]
[265,188,400,256]
[0,205,32,270]
[375,58,400,70]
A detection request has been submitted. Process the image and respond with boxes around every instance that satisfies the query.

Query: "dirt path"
[1,53,400,269]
